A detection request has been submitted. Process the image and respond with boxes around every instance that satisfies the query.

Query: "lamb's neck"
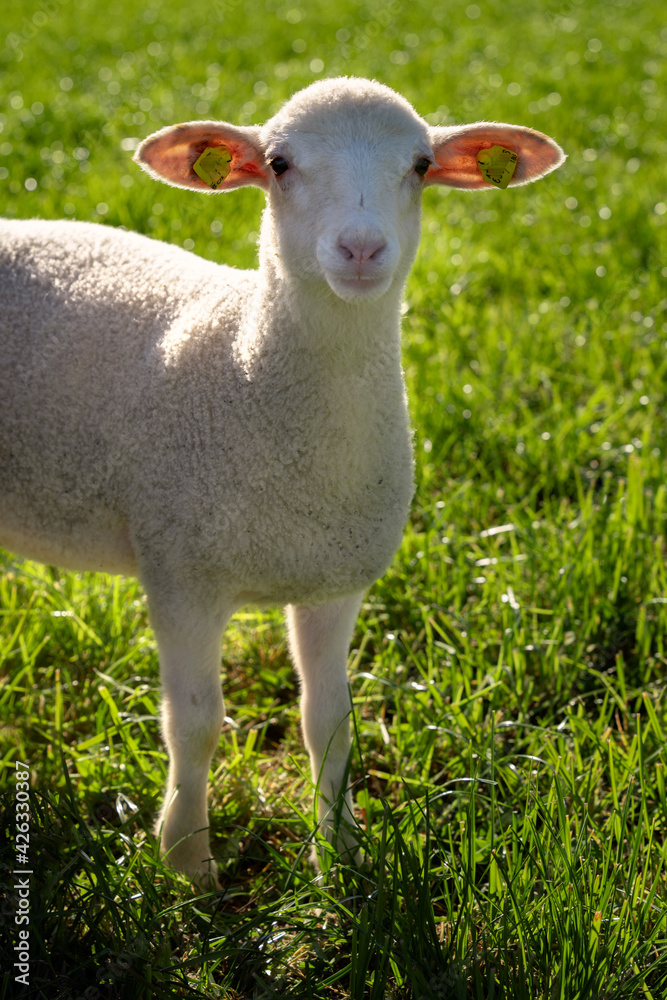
[237,245,406,376]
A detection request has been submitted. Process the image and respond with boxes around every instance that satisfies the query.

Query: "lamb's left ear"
[134,121,271,193]
[425,123,566,190]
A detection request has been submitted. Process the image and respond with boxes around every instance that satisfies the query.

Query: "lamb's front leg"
[148,595,232,887]
[287,593,364,864]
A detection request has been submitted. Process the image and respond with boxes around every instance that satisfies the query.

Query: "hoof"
[160,834,219,892]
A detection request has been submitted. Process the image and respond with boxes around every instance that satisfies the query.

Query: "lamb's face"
[135,77,565,305]
[260,80,433,302]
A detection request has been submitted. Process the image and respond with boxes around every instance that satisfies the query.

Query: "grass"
[1,0,667,996]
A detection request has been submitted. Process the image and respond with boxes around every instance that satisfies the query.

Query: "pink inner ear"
[154,137,242,190]
[427,124,565,190]
[428,138,493,189]
[136,124,270,192]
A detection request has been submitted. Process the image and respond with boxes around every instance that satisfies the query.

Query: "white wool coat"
[0,216,414,611]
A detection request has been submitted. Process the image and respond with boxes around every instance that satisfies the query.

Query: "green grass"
[1,0,667,996]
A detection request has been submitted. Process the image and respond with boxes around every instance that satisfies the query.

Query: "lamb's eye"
[414,157,431,177]
[270,156,290,176]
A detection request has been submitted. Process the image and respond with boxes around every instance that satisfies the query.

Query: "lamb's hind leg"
[146,589,232,887]
[286,593,364,864]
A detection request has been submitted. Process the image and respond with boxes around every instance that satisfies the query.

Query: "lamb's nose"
[337,237,386,264]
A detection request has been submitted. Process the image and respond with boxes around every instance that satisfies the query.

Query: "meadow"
[1,0,666,996]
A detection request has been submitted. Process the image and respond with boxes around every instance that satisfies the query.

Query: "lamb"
[0,77,565,886]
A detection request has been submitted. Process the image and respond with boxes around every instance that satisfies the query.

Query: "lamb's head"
[256,78,433,302]
[135,77,565,302]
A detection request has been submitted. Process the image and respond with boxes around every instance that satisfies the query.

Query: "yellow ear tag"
[476,145,518,189]
[192,146,232,189]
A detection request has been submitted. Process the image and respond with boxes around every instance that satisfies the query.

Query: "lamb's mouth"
[324,271,394,302]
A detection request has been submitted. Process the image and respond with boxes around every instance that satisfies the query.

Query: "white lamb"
[0,77,564,885]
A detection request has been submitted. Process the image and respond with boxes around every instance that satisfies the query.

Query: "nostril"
[338,239,386,263]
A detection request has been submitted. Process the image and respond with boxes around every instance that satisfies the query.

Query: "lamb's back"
[0,219,253,572]
[0,218,250,353]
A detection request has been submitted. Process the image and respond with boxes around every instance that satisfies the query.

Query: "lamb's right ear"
[134,121,271,192]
